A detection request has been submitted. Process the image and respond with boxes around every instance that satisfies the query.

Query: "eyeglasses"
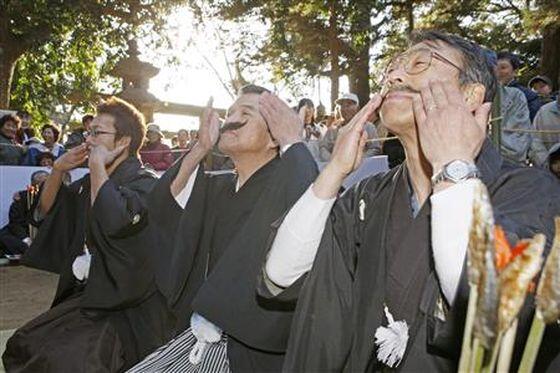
[84,128,117,138]
[382,48,464,83]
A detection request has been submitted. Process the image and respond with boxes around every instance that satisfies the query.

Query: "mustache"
[383,85,420,97]
[220,120,248,134]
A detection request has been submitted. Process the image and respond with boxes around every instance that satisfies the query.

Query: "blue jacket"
[507,80,544,121]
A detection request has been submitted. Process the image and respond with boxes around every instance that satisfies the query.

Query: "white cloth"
[174,165,200,209]
[430,179,476,303]
[72,245,91,281]
[189,313,223,365]
[265,185,335,288]
[265,179,477,305]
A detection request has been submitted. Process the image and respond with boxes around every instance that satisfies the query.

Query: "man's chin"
[379,104,414,133]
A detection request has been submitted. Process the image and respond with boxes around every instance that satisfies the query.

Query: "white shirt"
[265,179,478,304]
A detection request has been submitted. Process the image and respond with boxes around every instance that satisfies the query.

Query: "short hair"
[177,129,189,136]
[297,98,315,111]
[96,97,146,156]
[409,30,497,102]
[496,51,521,70]
[41,123,61,142]
[30,170,49,184]
[0,114,21,129]
[82,114,94,125]
[238,84,270,96]
[36,151,55,164]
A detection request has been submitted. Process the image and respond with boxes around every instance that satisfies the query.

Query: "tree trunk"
[328,0,340,111]
[540,23,560,90]
[0,49,18,109]
[348,2,372,107]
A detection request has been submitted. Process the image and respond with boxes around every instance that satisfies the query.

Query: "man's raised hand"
[412,80,491,173]
[198,101,220,152]
[53,143,89,172]
[89,143,127,168]
[259,92,303,148]
[328,95,382,177]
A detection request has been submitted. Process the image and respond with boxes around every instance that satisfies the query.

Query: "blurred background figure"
[15,110,37,145]
[37,152,56,168]
[24,123,65,166]
[528,75,557,103]
[547,143,560,179]
[0,114,25,165]
[0,170,49,264]
[65,114,94,149]
[172,128,190,162]
[140,123,173,171]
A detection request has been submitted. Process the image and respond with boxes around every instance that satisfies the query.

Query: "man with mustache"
[261,30,560,371]
[129,84,317,372]
[3,97,175,372]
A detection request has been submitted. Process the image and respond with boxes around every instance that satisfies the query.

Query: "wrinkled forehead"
[227,93,260,117]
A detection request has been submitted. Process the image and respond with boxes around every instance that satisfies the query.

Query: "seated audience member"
[0,114,25,165]
[0,170,48,259]
[528,75,557,103]
[15,111,38,145]
[496,51,543,120]
[24,123,65,166]
[319,93,381,162]
[3,97,174,372]
[172,128,190,162]
[65,114,94,149]
[37,152,56,168]
[529,92,560,166]
[140,124,173,171]
[298,98,322,141]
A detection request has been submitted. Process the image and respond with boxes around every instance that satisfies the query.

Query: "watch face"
[445,160,469,181]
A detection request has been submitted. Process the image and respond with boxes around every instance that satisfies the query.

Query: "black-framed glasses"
[84,128,117,138]
[382,48,464,83]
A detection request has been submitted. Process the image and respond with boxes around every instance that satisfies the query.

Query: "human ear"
[462,83,486,112]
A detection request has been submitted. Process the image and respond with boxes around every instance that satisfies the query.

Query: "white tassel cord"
[374,305,409,368]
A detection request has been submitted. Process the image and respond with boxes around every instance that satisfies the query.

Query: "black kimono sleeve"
[22,180,85,274]
[428,168,560,370]
[274,184,363,371]
[82,175,157,310]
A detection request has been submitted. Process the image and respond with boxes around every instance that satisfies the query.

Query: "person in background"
[547,143,560,179]
[188,129,199,150]
[65,114,94,149]
[172,129,190,162]
[0,114,25,165]
[529,90,560,166]
[37,152,56,168]
[528,75,557,104]
[15,111,37,145]
[319,93,381,162]
[297,98,322,141]
[24,123,65,166]
[0,170,49,261]
[496,51,543,120]
[140,123,173,171]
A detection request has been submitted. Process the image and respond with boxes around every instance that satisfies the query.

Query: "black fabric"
[271,139,560,372]
[0,190,39,256]
[149,143,318,371]
[5,157,176,371]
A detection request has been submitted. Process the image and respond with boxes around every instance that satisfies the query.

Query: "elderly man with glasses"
[259,30,560,371]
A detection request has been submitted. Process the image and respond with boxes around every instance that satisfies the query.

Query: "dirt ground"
[0,265,58,330]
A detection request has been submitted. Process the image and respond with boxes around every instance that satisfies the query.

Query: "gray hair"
[409,30,497,102]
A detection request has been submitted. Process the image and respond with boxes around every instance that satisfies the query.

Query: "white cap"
[335,93,359,106]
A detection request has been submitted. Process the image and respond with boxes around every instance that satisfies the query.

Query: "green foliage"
[3,0,186,127]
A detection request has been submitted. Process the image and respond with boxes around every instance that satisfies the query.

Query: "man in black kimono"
[262,30,560,371]
[3,97,175,372]
[128,85,317,372]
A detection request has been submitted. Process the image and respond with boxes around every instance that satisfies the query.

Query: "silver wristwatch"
[431,160,479,186]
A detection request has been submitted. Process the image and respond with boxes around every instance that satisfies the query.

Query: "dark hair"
[177,129,189,136]
[96,97,146,156]
[0,114,21,129]
[30,170,49,183]
[36,151,56,164]
[16,110,30,119]
[41,123,61,142]
[496,51,521,70]
[238,84,270,96]
[297,98,315,111]
[82,114,94,125]
[409,30,497,102]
